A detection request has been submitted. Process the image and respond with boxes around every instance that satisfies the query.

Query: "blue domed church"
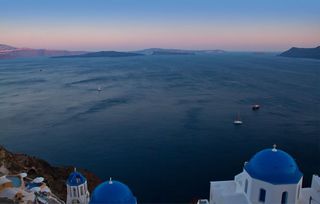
[66,146,319,204]
[66,169,137,204]
[197,145,320,204]
[90,178,137,204]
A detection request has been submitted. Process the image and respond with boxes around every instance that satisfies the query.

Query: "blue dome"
[90,180,137,204]
[67,171,86,186]
[244,148,303,184]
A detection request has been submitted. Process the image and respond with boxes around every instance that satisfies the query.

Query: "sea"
[0,53,319,203]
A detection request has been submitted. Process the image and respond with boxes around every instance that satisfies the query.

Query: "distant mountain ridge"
[279,46,320,60]
[0,44,87,59]
[135,48,226,55]
[0,44,16,51]
[0,44,227,60]
[53,48,227,58]
[53,51,143,58]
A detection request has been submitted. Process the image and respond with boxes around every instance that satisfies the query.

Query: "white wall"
[240,170,302,204]
[66,181,90,204]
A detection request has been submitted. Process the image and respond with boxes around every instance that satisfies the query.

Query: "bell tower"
[66,168,90,204]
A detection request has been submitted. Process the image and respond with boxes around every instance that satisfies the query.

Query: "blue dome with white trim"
[67,170,86,186]
[244,147,303,184]
[90,180,136,204]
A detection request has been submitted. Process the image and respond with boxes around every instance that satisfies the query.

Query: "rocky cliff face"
[0,146,101,201]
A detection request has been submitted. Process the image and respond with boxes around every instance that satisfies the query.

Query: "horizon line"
[1,43,305,53]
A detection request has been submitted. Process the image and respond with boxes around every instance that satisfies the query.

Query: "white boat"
[233,120,243,125]
[97,86,102,92]
[233,113,243,125]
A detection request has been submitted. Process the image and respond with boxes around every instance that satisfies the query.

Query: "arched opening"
[73,187,77,197]
[281,191,288,204]
[259,188,266,203]
[244,179,248,194]
[80,186,84,195]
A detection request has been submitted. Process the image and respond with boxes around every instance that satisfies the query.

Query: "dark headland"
[279,46,320,60]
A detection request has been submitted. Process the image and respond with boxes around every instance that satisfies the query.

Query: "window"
[259,188,266,203]
[309,196,312,204]
[244,179,248,194]
[281,192,288,204]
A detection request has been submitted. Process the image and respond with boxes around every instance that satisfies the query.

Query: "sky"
[0,0,320,51]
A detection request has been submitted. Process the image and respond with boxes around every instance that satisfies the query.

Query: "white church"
[1,145,318,204]
[63,145,319,204]
[198,145,320,204]
[66,169,137,204]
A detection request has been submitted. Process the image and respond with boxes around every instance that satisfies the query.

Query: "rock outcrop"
[0,146,101,201]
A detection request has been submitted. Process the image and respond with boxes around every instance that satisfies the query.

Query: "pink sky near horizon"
[1,22,319,52]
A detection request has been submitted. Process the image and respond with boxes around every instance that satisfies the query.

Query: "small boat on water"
[233,113,243,125]
[252,104,260,110]
[97,86,102,92]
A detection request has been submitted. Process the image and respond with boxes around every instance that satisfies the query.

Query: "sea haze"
[0,54,319,202]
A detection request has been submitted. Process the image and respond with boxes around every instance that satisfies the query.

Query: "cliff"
[279,46,320,60]
[0,146,101,201]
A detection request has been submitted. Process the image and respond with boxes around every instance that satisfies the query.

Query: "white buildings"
[0,173,63,204]
[198,145,320,204]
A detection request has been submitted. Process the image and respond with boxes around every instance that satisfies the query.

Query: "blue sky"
[1,0,319,51]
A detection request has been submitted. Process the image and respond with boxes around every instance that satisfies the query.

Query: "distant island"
[135,48,226,55]
[0,44,228,60]
[279,46,320,60]
[0,44,87,59]
[53,51,144,58]
[152,51,195,55]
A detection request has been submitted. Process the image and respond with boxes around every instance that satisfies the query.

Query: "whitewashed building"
[198,145,320,204]
[66,168,90,204]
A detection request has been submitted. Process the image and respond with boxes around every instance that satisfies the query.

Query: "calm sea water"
[0,54,319,202]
